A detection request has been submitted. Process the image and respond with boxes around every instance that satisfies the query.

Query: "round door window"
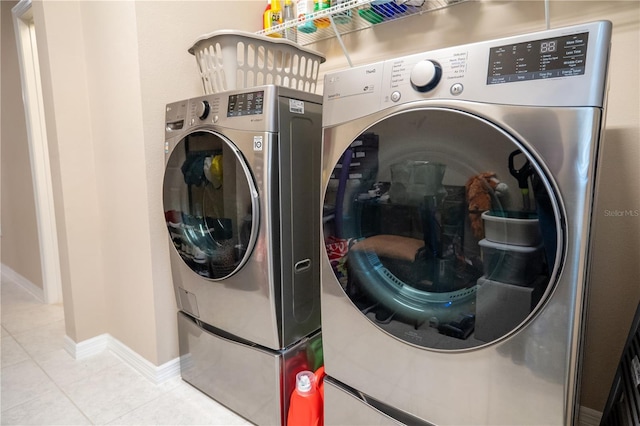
[163,131,258,280]
[323,108,561,350]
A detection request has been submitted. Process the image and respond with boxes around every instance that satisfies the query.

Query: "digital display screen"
[487,32,589,85]
[227,91,265,117]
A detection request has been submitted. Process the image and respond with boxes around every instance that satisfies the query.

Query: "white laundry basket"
[189,30,326,95]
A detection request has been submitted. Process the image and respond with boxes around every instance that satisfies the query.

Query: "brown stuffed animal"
[465,172,508,239]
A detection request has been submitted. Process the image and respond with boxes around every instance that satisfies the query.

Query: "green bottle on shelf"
[313,0,331,29]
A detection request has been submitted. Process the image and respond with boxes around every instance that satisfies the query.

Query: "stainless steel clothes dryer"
[163,85,323,425]
[320,21,611,425]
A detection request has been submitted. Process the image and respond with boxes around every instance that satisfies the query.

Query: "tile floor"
[1,277,253,425]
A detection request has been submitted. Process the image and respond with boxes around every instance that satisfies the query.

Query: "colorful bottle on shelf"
[283,0,298,41]
[264,0,284,37]
[297,0,317,33]
[287,370,323,426]
[272,0,285,37]
[263,0,272,30]
[313,0,331,29]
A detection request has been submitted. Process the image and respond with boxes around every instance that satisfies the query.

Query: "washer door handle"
[294,259,311,273]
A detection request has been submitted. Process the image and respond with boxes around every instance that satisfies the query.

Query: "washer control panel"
[322,21,611,128]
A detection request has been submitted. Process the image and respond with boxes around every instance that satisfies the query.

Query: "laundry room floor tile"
[1,334,31,368]
[108,381,253,425]
[11,319,66,359]
[0,388,91,425]
[1,277,255,425]
[36,349,123,387]
[1,302,65,335]
[59,361,176,424]
[0,359,60,412]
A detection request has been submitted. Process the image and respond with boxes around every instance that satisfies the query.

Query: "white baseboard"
[63,334,108,359]
[579,405,602,426]
[108,336,181,384]
[64,333,180,385]
[1,263,44,303]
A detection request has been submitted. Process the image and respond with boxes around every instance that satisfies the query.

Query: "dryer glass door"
[323,108,561,350]
[163,130,258,280]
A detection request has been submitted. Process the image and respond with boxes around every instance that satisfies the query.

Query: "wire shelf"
[256,0,468,46]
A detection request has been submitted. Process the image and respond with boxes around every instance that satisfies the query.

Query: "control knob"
[196,100,210,120]
[410,60,442,93]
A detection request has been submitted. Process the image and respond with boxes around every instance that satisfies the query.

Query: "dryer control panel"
[486,32,589,85]
[322,20,611,127]
[165,85,322,138]
[226,90,265,117]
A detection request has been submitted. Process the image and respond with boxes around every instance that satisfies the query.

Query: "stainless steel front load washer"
[320,21,611,425]
[163,85,323,425]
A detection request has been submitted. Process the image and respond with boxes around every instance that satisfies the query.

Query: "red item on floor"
[287,370,323,426]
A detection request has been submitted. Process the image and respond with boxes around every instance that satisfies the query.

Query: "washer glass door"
[323,108,561,350]
[163,130,258,280]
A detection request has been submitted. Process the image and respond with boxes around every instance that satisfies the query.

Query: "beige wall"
[1,0,43,290]
[32,0,108,343]
[29,0,266,364]
[1,0,637,415]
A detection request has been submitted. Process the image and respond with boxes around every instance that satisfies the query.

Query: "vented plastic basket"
[189,30,326,95]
